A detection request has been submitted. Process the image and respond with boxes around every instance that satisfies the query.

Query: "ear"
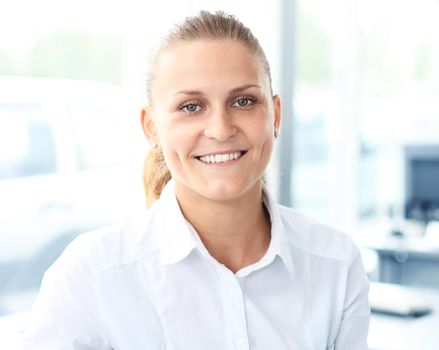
[272,95,281,132]
[140,106,158,144]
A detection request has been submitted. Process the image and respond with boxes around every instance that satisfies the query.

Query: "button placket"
[218,268,249,350]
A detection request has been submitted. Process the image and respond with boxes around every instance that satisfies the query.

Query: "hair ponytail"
[143,147,171,208]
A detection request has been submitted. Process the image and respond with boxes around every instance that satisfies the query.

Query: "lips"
[196,150,246,164]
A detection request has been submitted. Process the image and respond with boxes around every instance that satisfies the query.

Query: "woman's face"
[143,38,281,203]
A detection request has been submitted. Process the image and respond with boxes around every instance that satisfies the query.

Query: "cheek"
[246,113,273,147]
[244,113,275,166]
[159,120,198,163]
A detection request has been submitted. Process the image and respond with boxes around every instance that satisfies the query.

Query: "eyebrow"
[174,83,261,96]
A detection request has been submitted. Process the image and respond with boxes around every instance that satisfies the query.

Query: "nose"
[203,107,237,142]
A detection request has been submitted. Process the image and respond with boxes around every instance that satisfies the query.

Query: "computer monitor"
[404,144,439,222]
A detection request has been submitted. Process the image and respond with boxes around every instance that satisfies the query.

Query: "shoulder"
[276,204,359,264]
[52,210,161,276]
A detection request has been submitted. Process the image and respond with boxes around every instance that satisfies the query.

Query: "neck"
[175,182,271,273]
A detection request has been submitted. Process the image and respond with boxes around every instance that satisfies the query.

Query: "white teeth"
[199,151,243,164]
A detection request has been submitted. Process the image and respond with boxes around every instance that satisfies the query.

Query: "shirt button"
[234,338,246,348]
[228,286,241,297]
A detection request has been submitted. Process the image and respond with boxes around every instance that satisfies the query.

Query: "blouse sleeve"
[20,235,111,350]
[334,249,371,350]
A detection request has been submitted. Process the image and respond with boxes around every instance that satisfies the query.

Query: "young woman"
[21,11,370,350]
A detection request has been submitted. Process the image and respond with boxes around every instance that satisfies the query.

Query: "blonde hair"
[143,10,272,208]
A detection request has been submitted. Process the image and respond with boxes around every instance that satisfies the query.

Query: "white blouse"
[21,181,370,350]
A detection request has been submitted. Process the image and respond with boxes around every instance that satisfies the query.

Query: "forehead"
[152,39,267,97]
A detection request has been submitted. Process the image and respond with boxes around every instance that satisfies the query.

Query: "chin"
[198,179,260,202]
[175,174,263,203]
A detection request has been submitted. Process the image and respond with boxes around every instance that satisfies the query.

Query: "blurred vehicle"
[0,77,146,318]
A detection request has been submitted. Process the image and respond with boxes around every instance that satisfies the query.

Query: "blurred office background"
[1,0,439,349]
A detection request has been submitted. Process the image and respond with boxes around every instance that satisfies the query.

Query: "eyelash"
[179,100,202,114]
[232,96,257,107]
[178,96,257,115]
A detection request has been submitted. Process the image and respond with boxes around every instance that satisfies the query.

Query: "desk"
[357,234,439,288]
[368,284,439,350]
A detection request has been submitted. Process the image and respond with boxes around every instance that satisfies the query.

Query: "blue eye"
[180,102,201,114]
[232,97,256,107]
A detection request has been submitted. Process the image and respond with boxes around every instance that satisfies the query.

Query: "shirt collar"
[261,183,295,280]
[156,180,295,280]
[156,180,198,265]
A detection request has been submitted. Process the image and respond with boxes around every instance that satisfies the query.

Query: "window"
[0,104,56,179]
[66,104,129,170]
[291,0,439,231]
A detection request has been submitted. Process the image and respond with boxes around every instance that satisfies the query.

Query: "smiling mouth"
[195,151,247,164]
